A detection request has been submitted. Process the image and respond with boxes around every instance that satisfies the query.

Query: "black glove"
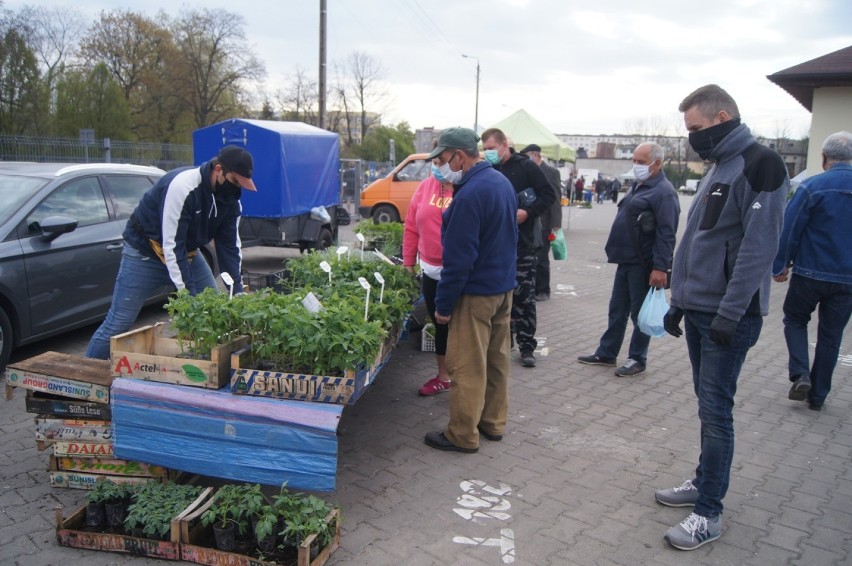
[663,307,684,338]
[709,315,738,346]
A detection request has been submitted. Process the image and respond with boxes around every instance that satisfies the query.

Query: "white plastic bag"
[638,288,668,338]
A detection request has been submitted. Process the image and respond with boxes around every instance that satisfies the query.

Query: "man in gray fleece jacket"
[655,85,789,551]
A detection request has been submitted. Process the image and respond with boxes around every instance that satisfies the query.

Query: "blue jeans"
[596,263,650,365]
[684,310,762,517]
[783,274,852,405]
[85,244,217,359]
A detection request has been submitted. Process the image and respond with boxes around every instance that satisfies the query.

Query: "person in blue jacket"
[86,145,256,359]
[423,127,518,453]
[772,131,852,411]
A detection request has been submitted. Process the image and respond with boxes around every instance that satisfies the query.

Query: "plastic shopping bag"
[638,287,668,337]
[550,229,567,260]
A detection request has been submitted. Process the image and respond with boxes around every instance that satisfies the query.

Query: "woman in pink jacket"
[403,158,455,396]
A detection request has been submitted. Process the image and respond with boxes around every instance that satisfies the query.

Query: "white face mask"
[633,162,653,182]
[438,153,463,184]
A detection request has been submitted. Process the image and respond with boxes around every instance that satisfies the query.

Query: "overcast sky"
[11,0,852,138]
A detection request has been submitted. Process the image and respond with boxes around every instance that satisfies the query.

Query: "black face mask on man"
[219,174,242,198]
[688,118,741,160]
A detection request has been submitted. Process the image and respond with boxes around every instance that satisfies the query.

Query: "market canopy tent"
[487,109,576,162]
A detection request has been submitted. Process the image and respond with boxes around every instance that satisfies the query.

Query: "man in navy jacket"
[86,145,256,359]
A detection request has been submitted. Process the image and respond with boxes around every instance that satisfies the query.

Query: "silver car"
[0,162,173,372]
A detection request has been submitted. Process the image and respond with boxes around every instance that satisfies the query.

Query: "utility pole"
[462,54,480,132]
[318,0,327,129]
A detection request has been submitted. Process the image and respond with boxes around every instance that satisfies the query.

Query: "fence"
[0,135,193,170]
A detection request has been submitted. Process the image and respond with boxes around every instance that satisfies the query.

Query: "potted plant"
[199,484,249,551]
[86,479,132,529]
[252,504,280,555]
[125,482,204,541]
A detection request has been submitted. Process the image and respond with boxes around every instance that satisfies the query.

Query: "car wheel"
[0,306,13,374]
[372,204,399,224]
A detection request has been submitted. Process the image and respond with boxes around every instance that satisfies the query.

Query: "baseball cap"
[426,127,480,160]
[218,145,257,191]
[520,143,542,154]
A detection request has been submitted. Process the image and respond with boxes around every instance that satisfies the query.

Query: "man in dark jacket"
[86,145,256,359]
[424,127,518,453]
[482,128,555,367]
[578,142,680,377]
[520,143,563,301]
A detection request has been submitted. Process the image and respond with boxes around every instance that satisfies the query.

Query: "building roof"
[767,45,852,111]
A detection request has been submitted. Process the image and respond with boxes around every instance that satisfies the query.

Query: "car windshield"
[0,176,50,226]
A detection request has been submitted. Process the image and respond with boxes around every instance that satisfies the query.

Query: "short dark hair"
[481,127,507,144]
[678,84,740,120]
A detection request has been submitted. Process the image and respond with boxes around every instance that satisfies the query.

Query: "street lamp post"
[462,54,480,132]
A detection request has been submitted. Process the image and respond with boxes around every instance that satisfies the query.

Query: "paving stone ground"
[1,195,850,565]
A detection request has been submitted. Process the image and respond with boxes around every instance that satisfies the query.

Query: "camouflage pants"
[512,252,538,354]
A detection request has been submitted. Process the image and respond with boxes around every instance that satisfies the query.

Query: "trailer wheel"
[371,204,399,224]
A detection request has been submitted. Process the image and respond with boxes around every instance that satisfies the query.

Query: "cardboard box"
[110,323,250,389]
[4,352,112,402]
[179,494,341,566]
[55,487,212,559]
[25,390,111,420]
[51,456,169,478]
[229,324,402,405]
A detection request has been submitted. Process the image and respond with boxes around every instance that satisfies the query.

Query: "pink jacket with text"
[402,176,454,268]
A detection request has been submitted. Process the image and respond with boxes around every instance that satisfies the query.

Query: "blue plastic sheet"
[111,378,342,491]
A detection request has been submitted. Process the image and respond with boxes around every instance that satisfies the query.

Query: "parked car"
[678,179,699,195]
[0,162,177,372]
[358,153,431,223]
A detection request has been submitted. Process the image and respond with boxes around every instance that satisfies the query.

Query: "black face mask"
[688,118,741,160]
[219,176,241,198]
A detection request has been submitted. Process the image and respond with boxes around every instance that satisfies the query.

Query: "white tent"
[619,169,636,181]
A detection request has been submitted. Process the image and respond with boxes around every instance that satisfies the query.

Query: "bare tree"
[332,60,355,145]
[277,67,318,125]
[15,5,84,100]
[347,52,385,142]
[170,8,265,129]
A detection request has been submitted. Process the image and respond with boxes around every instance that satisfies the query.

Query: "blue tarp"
[193,119,340,219]
[111,378,343,492]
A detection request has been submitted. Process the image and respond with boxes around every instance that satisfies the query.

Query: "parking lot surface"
[2,196,850,565]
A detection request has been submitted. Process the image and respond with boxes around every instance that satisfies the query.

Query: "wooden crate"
[229,323,402,405]
[5,352,112,402]
[55,487,212,559]
[179,493,341,566]
[110,323,249,389]
[25,390,111,420]
[49,471,157,490]
[52,440,114,458]
[51,455,169,478]
[35,416,112,449]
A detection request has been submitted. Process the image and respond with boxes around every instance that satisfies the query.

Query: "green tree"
[354,122,414,162]
[55,62,132,139]
[0,28,42,134]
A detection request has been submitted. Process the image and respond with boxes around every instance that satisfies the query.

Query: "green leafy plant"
[252,504,279,541]
[273,485,335,549]
[86,479,132,504]
[200,484,252,535]
[354,219,404,256]
[125,482,204,539]
[165,288,241,356]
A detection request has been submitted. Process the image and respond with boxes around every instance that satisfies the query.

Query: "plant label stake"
[373,272,385,303]
[221,272,235,299]
[319,260,332,284]
[356,233,366,260]
[358,277,371,320]
[301,292,323,313]
[336,246,349,264]
[373,250,394,265]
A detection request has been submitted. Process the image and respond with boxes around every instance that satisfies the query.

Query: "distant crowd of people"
[401,83,851,552]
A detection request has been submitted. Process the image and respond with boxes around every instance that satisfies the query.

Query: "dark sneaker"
[615,359,646,377]
[664,513,721,550]
[655,479,699,507]
[424,431,478,453]
[419,377,451,396]
[577,354,617,366]
[477,425,503,441]
[520,351,536,367]
[535,293,550,302]
[788,375,811,401]
[808,402,823,411]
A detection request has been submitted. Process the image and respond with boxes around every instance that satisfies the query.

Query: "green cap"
[426,127,480,160]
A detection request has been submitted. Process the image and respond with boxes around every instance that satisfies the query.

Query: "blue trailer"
[193,119,348,250]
